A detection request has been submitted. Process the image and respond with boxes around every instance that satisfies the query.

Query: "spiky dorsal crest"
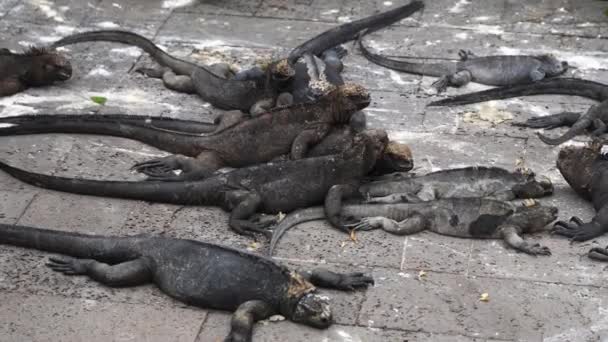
[23,46,53,57]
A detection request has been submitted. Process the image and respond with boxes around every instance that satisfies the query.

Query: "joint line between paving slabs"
[399,236,409,270]
[14,192,39,226]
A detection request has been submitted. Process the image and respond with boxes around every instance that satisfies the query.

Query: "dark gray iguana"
[0,223,373,342]
[359,166,553,204]
[429,78,608,145]
[50,30,294,114]
[0,47,72,96]
[358,35,568,93]
[268,198,557,256]
[0,131,389,237]
[550,141,608,243]
[0,83,371,181]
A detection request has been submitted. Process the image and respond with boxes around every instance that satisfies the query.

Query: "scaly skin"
[268,199,557,256]
[0,132,382,237]
[429,78,608,145]
[0,223,373,342]
[553,142,608,243]
[359,37,568,93]
[0,84,371,181]
[288,1,425,64]
[359,166,553,204]
[0,47,72,96]
[50,30,292,113]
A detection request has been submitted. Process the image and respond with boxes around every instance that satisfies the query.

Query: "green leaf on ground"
[90,96,107,105]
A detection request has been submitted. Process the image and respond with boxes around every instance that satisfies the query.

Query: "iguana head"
[510,204,558,233]
[556,141,604,199]
[374,140,414,173]
[23,47,72,85]
[269,58,296,81]
[511,170,553,199]
[538,54,568,77]
[326,83,371,123]
[291,293,332,328]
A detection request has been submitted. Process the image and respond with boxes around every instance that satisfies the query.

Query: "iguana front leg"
[135,66,196,93]
[46,257,153,286]
[301,268,374,291]
[458,50,478,61]
[225,300,275,342]
[588,246,608,262]
[227,191,273,238]
[553,209,608,241]
[500,225,551,255]
[291,124,331,159]
[512,112,581,129]
[364,192,422,204]
[132,152,224,181]
[325,184,362,231]
[431,71,472,93]
[347,213,427,235]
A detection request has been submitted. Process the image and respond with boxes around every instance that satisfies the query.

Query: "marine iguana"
[267,198,557,256]
[0,223,373,342]
[0,47,72,96]
[0,83,371,181]
[50,30,293,114]
[358,166,553,204]
[0,131,388,237]
[551,141,608,241]
[358,36,568,93]
[429,78,608,145]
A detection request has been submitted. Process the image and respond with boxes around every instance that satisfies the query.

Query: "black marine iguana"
[50,30,293,114]
[268,198,557,256]
[359,166,553,204]
[358,36,568,93]
[0,131,390,237]
[429,78,608,145]
[287,1,425,64]
[0,47,72,96]
[0,83,371,181]
[0,223,373,342]
[550,141,608,242]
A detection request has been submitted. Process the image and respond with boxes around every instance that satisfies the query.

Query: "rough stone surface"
[0,0,607,341]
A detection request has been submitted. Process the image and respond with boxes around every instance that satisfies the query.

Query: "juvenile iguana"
[358,36,568,93]
[0,84,371,181]
[0,47,72,96]
[550,141,608,241]
[359,166,553,204]
[0,223,373,342]
[268,198,557,256]
[428,78,608,145]
[0,132,387,237]
[51,30,293,114]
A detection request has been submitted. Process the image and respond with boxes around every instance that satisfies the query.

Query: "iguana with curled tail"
[429,78,608,145]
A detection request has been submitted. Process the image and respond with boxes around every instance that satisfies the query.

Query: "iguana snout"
[27,48,73,85]
[512,175,554,198]
[538,54,569,77]
[291,293,332,329]
[340,83,371,110]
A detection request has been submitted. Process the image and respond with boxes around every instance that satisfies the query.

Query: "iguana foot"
[231,220,273,239]
[135,66,167,79]
[553,218,604,241]
[132,157,179,177]
[46,257,91,275]
[345,216,390,231]
[224,332,250,342]
[333,272,375,291]
[513,117,562,129]
[518,242,551,256]
[323,45,348,60]
[588,246,608,262]
[430,76,450,94]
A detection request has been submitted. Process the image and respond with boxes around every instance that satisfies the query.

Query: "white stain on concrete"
[497,46,608,70]
[162,0,195,9]
[110,47,142,57]
[54,25,75,35]
[96,21,120,29]
[321,9,339,15]
[87,66,113,77]
[449,0,470,14]
[388,70,409,86]
[28,0,64,22]
[454,32,469,40]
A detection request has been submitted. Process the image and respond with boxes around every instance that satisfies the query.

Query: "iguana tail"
[0,160,222,205]
[50,30,197,76]
[537,119,592,145]
[269,207,326,256]
[358,37,455,77]
[0,114,206,155]
[429,78,608,107]
[288,0,425,63]
[0,223,137,262]
[0,114,216,134]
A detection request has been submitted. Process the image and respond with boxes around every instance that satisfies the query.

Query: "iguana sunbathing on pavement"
[0,46,72,96]
[0,83,371,181]
[551,141,608,242]
[0,130,412,237]
[0,223,373,342]
[358,34,568,93]
[268,198,557,256]
[429,78,608,145]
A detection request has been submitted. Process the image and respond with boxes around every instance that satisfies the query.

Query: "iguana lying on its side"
[551,141,608,242]
[268,198,557,256]
[358,35,568,93]
[429,78,608,145]
[0,223,373,342]
[0,47,72,96]
[0,83,371,181]
[0,131,405,237]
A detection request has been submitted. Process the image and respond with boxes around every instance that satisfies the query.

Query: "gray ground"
[0,0,607,341]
